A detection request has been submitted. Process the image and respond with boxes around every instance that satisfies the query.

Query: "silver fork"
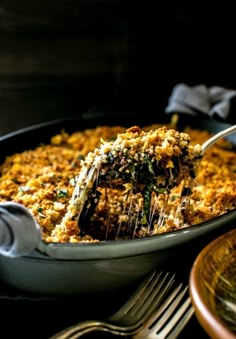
[132,283,194,339]
[49,270,176,338]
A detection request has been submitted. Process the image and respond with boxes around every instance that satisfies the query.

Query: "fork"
[49,270,176,338]
[132,283,194,338]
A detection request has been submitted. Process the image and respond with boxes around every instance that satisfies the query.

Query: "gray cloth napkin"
[165,83,236,121]
[0,202,41,257]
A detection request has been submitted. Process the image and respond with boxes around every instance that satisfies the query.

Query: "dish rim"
[34,209,236,260]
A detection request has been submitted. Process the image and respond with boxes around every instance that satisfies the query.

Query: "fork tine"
[129,272,175,320]
[134,283,183,336]
[157,294,193,338]
[141,284,194,339]
[109,270,161,321]
[150,285,189,334]
[165,303,194,339]
[110,270,175,327]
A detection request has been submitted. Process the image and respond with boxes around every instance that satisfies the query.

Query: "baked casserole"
[0,122,235,243]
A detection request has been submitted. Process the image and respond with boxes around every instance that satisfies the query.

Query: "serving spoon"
[201,124,236,153]
[0,124,235,258]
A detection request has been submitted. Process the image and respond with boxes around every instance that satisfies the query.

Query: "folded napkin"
[165,83,236,122]
[0,202,41,258]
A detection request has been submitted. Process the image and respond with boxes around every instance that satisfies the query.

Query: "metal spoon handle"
[202,125,236,153]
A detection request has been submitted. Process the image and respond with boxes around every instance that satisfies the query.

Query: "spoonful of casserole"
[59,126,204,237]
[40,124,236,242]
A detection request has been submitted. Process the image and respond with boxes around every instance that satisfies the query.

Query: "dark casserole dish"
[0,112,235,295]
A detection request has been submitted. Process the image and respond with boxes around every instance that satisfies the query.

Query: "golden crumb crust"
[0,122,235,243]
[59,126,202,235]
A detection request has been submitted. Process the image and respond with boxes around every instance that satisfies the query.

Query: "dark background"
[0,1,236,135]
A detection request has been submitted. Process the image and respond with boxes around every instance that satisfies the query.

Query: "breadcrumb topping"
[0,123,235,243]
[60,126,202,237]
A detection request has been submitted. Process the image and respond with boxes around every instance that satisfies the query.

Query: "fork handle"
[49,320,104,339]
[49,320,136,339]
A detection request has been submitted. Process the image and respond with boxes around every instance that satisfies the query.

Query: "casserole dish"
[0,112,235,295]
